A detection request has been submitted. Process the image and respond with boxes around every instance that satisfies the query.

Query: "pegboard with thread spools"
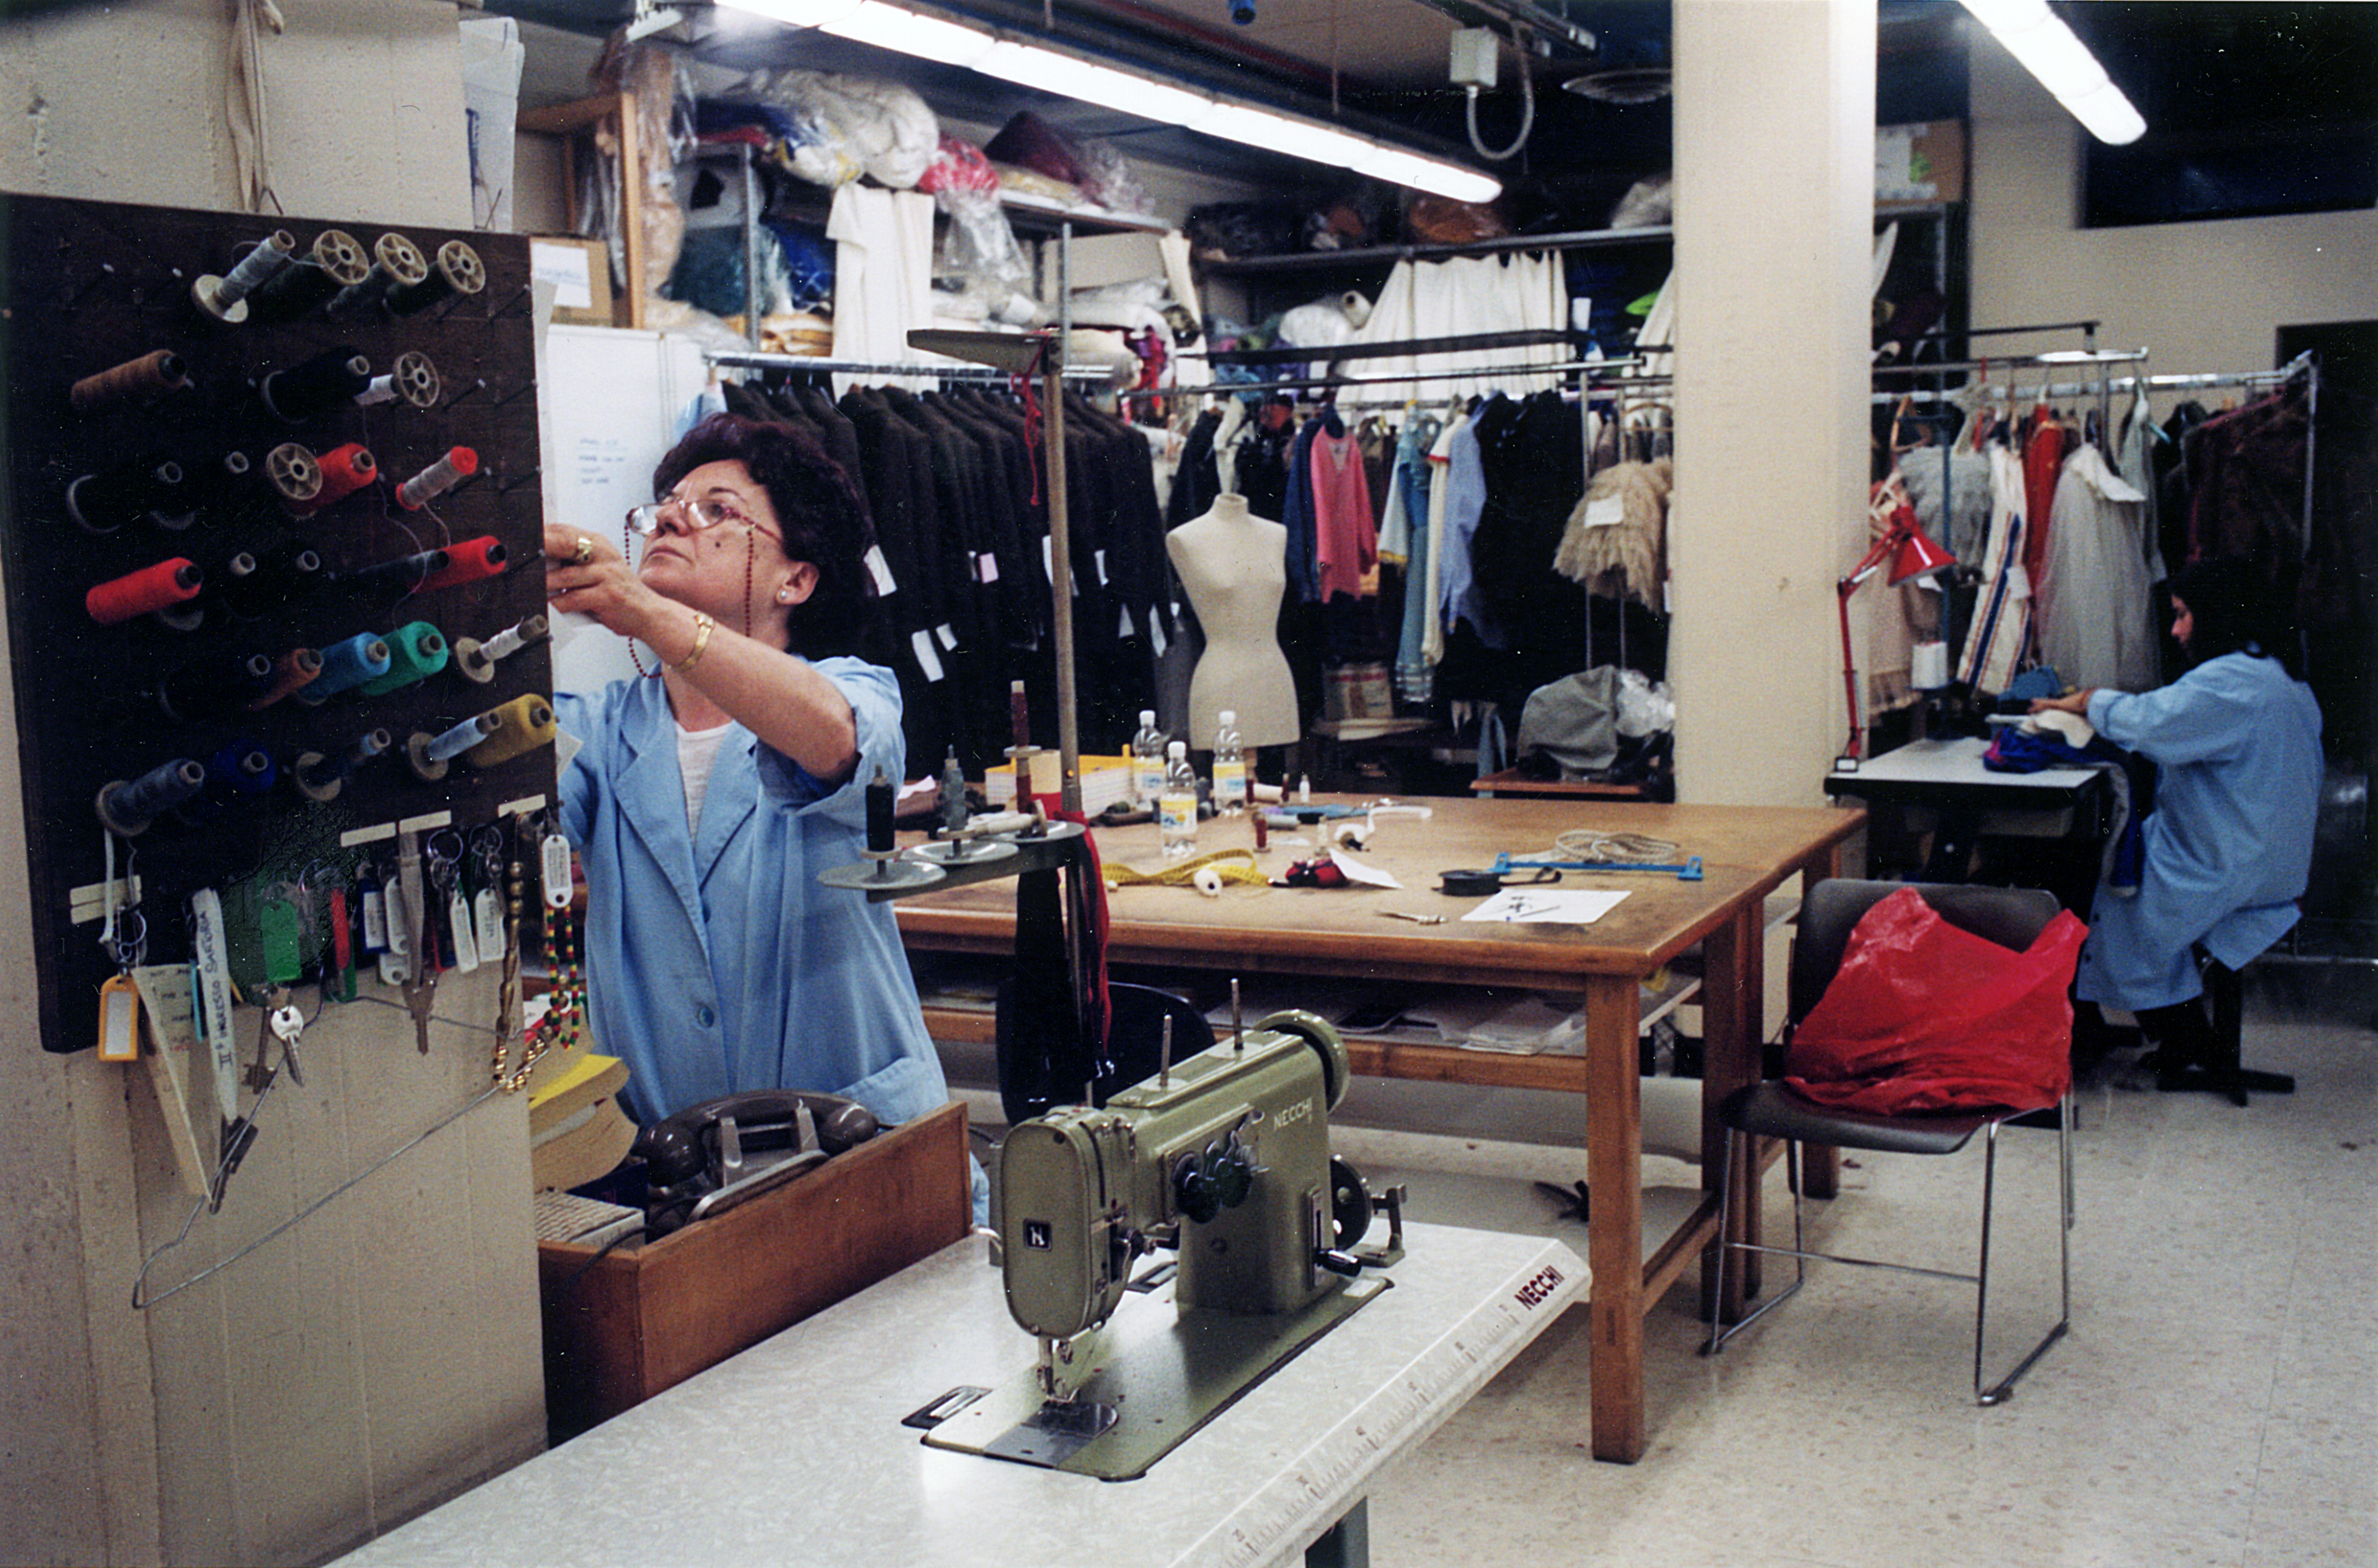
[1,193,558,1053]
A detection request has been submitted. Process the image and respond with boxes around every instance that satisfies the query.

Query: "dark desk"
[895,794,1862,1462]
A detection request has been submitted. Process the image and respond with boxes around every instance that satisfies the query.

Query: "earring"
[775,586,794,604]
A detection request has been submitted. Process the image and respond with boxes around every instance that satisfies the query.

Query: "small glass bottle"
[1159,740,1198,860]
[1131,708,1166,808]
[1211,707,1246,814]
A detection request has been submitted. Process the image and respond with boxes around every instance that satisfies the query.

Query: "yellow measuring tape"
[1104,849,1270,892]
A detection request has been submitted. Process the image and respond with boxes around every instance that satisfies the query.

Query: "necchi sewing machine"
[920,1008,1404,1480]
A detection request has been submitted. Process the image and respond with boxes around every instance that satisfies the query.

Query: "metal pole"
[1048,222,1082,817]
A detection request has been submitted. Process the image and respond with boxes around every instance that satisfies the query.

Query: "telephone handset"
[633,1089,880,1235]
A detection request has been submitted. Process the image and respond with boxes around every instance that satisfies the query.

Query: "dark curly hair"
[652,412,877,659]
[2166,555,2302,679]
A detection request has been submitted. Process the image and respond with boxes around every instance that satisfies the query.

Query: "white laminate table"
[331,1221,1587,1568]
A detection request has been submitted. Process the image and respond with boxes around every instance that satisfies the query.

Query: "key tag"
[429,830,478,973]
[358,862,388,955]
[447,879,481,973]
[540,827,573,911]
[98,972,141,1062]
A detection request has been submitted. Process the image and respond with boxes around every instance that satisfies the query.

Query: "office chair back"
[1789,880,2066,1030]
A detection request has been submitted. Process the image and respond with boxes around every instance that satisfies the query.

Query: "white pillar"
[1670,0,1876,805]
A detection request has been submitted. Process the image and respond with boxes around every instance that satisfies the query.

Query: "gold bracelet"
[672,611,714,672]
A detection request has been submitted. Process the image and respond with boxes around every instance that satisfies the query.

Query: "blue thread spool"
[299,632,392,703]
[97,758,206,835]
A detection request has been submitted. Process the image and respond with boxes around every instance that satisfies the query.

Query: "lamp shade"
[1886,521,1956,585]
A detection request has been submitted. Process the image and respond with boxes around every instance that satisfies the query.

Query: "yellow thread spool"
[465,693,556,767]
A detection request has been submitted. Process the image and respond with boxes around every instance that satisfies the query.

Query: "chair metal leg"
[1972,1096,2074,1405]
[1705,1131,1807,1356]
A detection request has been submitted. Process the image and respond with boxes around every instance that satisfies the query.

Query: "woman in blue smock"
[545,413,976,1209]
[2030,556,2322,1087]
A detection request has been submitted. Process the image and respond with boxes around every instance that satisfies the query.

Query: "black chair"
[1704,879,2075,1405]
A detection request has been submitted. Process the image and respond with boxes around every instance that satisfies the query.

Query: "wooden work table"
[894,794,1862,1462]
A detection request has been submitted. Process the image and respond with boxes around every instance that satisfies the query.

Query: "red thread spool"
[293,443,375,513]
[416,536,507,592]
[87,558,203,625]
[396,446,478,509]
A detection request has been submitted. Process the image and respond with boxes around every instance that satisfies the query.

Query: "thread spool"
[356,621,447,696]
[298,632,392,703]
[407,713,501,780]
[292,727,391,802]
[291,443,374,515]
[465,694,556,767]
[86,557,202,625]
[222,542,322,619]
[190,229,298,322]
[191,742,277,815]
[328,232,429,315]
[66,454,188,533]
[198,449,253,510]
[866,765,895,854]
[260,346,372,422]
[385,239,485,315]
[70,350,191,413]
[246,647,323,709]
[245,228,370,323]
[355,351,440,410]
[336,546,445,594]
[157,652,275,724]
[262,442,322,508]
[96,758,206,836]
[452,613,547,683]
[416,535,504,591]
[396,447,478,510]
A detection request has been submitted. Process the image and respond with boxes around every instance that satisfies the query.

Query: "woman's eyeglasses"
[626,491,780,541]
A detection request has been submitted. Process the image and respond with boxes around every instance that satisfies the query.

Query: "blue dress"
[555,662,952,1131]
[2078,652,2322,1010]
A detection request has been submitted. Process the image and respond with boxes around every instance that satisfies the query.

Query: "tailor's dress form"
[1167,496,1302,747]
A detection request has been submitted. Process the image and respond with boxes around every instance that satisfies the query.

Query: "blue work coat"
[2079,651,2322,1010]
[555,661,951,1130]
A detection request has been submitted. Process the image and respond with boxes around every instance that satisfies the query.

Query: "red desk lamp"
[1838,499,1956,762]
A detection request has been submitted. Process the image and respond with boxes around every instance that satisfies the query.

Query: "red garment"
[2021,406,2064,592]
[1309,425,1377,600]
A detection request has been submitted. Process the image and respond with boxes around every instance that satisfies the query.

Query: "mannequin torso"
[1167,494,1301,748]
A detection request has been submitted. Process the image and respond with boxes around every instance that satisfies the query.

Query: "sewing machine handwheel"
[1330,1157,1373,1247]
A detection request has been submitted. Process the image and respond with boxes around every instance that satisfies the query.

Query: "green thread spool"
[357,620,448,696]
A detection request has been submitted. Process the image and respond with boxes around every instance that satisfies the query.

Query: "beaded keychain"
[491,808,584,1092]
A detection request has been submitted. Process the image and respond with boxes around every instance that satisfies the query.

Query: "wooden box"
[537,1100,972,1440]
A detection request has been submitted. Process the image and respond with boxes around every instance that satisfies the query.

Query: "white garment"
[827,185,940,394]
[2035,444,2160,692]
[1341,253,1567,406]
[676,717,737,833]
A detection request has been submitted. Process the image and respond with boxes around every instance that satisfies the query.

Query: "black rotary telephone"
[631,1089,880,1236]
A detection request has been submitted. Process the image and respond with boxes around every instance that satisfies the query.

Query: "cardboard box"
[536,1100,971,1440]
[1876,120,1965,204]
[530,234,613,326]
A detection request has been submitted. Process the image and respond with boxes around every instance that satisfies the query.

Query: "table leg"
[1585,970,1645,1463]
[1698,904,1762,1320]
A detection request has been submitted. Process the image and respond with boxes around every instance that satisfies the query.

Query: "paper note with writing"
[1462,888,1631,925]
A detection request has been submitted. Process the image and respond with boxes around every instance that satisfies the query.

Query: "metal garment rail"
[706,348,1117,382]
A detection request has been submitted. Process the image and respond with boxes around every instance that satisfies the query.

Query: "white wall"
[1966,42,2378,376]
[0,6,545,1565]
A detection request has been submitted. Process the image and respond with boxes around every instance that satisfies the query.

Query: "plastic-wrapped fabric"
[1071,138,1155,215]
[985,110,1088,187]
[1184,201,1303,259]
[916,132,998,195]
[715,70,939,189]
[1783,887,2085,1116]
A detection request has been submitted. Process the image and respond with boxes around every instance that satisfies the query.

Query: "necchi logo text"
[1513,1265,1565,1308]
[1274,1096,1315,1127]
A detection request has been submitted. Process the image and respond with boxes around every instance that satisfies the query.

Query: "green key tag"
[258,893,305,987]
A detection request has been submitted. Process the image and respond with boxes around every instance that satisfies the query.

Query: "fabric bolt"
[1957,443,2033,695]
[2078,650,2323,1010]
[555,663,952,1132]
[824,185,937,394]
[2035,443,2160,692]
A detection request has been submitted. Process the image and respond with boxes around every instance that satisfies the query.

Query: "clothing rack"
[706,348,1117,383]
[1205,357,1661,399]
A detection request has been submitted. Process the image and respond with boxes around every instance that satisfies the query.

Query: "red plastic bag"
[1783,887,2086,1116]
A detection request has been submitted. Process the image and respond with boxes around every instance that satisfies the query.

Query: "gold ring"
[574,535,594,564]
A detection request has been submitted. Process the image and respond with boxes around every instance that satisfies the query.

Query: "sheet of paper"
[1461,888,1631,925]
[1328,847,1402,889]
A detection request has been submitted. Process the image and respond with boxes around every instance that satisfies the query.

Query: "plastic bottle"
[1211,707,1246,813]
[1159,740,1198,860]
[1131,709,1166,808]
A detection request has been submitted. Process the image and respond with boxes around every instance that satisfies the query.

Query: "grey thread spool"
[190,230,297,322]
[329,232,429,316]
[386,239,485,315]
[246,228,371,323]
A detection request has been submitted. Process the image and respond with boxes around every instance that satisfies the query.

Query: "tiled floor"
[1331,964,2377,1567]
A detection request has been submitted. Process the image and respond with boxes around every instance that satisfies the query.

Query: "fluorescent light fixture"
[717,0,866,27]
[1960,0,2146,144]
[820,0,995,66]
[1191,101,1375,167]
[1353,143,1502,204]
[977,40,1214,125]
[719,0,1502,200]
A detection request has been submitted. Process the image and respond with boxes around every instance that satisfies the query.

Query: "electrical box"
[1450,27,1500,90]
[0,194,557,1053]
